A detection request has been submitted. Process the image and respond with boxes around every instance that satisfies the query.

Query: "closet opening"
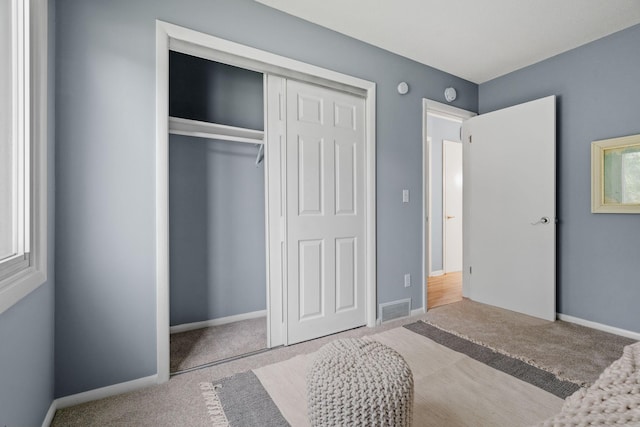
[168,51,268,374]
[156,20,377,382]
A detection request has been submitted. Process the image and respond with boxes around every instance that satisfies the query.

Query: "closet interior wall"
[168,52,266,327]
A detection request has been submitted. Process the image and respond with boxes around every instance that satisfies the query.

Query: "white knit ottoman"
[307,338,414,426]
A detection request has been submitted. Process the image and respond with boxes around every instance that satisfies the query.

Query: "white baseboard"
[55,374,158,410]
[411,307,426,317]
[170,309,267,334]
[41,400,58,427]
[557,313,640,341]
[429,270,444,277]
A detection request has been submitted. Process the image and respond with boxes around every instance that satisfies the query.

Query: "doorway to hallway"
[422,99,475,311]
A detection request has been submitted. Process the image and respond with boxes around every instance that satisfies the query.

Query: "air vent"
[379,299,411,323]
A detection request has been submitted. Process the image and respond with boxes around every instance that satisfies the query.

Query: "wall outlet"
[404,273,411,287]
[402,189,409,203]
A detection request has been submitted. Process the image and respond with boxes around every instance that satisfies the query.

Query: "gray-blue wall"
[479,24,640,332]
[0,1,56,424]
[427,115,462,272]
[169,52,264,129]
[0,284,55,426]
[54,0,476,397]
[169,136,267,325]
[169,53,266,325]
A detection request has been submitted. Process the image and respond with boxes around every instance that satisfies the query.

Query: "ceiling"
[254,0,640,84]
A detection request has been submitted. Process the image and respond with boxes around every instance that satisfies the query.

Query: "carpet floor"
[51,299,636,426]
[170,317,267,373]
[421,299,635,386]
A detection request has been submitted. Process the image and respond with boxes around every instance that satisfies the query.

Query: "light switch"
[404,273,411,287]
[402,189,409,203]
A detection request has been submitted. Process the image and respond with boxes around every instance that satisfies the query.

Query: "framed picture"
[591,133,640,213]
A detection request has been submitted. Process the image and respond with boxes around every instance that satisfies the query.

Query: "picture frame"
[591,133,640,213]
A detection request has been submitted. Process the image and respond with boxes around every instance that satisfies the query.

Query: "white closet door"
[286,79,366,344]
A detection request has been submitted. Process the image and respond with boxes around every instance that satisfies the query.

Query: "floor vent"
[379,298,411,323]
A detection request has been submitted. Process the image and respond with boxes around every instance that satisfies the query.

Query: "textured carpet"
[51,299,635,426]
[170,316,267,372]
[404,321,581,398]
[421,299,636,386]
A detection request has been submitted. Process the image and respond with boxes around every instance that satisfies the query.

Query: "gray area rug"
[213,371,289,427]
[404,321,581,399]
[210,322,581,426]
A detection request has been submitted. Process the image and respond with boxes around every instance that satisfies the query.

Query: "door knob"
[446,215,456,219]
[531,216,550,225]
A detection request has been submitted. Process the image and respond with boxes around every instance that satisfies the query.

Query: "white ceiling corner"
[254,0,640,84]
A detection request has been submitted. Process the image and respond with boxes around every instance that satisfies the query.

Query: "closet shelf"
[169,116,264,144]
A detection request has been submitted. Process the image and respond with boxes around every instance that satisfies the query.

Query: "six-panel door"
[286,80,366,344]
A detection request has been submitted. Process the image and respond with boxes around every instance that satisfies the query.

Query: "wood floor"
[427,272,462,309]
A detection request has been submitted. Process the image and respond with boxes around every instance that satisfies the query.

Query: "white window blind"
[0,0,16,261]
[0,0,47,313]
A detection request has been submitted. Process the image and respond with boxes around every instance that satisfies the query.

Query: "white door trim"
[422,99,475,312]
[424,136,432,278]
[156,21,377,383]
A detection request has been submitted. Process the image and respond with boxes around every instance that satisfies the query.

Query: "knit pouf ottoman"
[307,338,414,426]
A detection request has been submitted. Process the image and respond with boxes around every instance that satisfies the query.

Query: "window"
[0,0,47,314]
[621,150,640,204]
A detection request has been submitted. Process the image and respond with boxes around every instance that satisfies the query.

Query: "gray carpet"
[170,316,267,373]
[404,321,581,398]
[51,299,635,426]
[421,299,636,386]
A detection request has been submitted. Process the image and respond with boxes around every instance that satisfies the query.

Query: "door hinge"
[468,135,472,143]
[469,266,472,274]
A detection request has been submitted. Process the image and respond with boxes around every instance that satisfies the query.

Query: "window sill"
[0,265,46,314]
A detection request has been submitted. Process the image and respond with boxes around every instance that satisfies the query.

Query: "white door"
[443,140,463,273]
[286,79,366,344]
[462,96,556,321]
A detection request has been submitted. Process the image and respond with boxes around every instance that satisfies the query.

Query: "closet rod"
[169,116,264,145]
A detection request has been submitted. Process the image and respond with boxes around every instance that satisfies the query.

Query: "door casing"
[156,21,377,382]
